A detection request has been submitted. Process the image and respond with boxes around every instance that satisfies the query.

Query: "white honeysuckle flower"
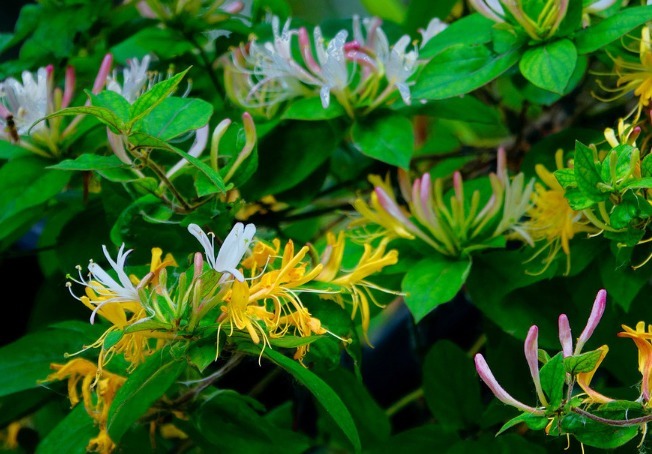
[0,67,49,135]
[107,55,152,103]
[468,0,506,23]
[314,28,350,108]
[585,0,618,13]
[384,35,418,105]
[188,222,256,282]
[418,17,449,48]
[67,243,143,324]
[165,125,210,179]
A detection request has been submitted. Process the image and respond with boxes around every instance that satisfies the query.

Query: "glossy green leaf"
[402,255,471,323]
[563,349,603,375]
[128,67,191,127]
[351,114,413,169]
[413,46,520,100]
[539,352,565,409]
[419,13,494,58]
[318,368,390,447]
[423,340,482,431]
[139,96,213,140]
[107,347,186,443]
[36,404,96,454]
[364,424,460,454]
[88,90,131,124]
[48,154,125,171]
[129,132,228,193]
[0,155,71,224]
[573,140,605,198]
[519,39,577,94]
[0,321,103,397]
[37,105,125,132]
[241,344,361,453]
[496,411,549,436]
[574,6,652,54]
[561,410,639,448]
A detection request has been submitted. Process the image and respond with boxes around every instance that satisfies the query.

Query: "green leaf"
[110,27,194,61]
[519,39,577,94]
[599,249,648,311]
[128,67,191,127]
[360,0,405,23]
[318,368,390,447]
[563,349,603,375]
[423,340,483,431]
[364,424,459,454]
[351,114,414,169]
[240,121,340,199]
[413,46,520,100]
[0,156,71,224]
[561,410,639,449]
[419,13,494,58]
[240,344,361,453]
[139,97,213,140]
[88,90,131,124]
[0,321,103,397]
[496,411,549,436]
[554,168,576,189]
[0,139,29,159]
[187,389,311,454]
[129,132,228,193]
[37,105,125,132]
[573,140,606,198]
[402,255,472,323]
[620,177,652,189]
[281,97,345,120]
[48,154,126,171]
[107,346,186,443]
[574,6,652,54]
[36,404,97,454]
[539,352,565,409]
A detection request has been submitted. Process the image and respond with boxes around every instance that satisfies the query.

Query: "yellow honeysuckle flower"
[576,345,614,404]
[595,26,652,122]
[44,357,126,454]
[618,321,652,403]
[316,231,400,343]
[522,150,598,275]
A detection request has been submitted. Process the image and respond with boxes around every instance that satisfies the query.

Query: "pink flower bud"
[474,354,544,415]
[525,325,548,406]
[558,314,573,357]
[62,65,75,108]
[575,289,607,355]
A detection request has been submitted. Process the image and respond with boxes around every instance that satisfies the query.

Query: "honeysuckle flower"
[618,321,652,403]
[603,117,640,148]
[128,0,244,24]
[582,0,619,26]
[188,222,256,282]
[221,14,444,118]
[44,358,126,454]
[557,289,612,403]
[474,353,546,415]
[594,26,652,122]
[106,55,152,103]
[468,0,569,41]
[521,149,598,275]
[0,54,112,158]
[315,231,400,343]
[525,326,549,406]
[352,148,534,257]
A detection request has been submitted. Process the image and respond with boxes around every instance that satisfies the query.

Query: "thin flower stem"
[385,388,424,417]
[572,407,652,427]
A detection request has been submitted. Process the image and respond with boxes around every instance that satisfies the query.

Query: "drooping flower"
[44,358,126,454]
[521,149,598,275]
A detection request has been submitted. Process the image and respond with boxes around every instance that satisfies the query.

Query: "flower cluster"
[352,148,534,257]
[221,14,446,118]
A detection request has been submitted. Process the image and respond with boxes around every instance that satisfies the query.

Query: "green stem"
[572,407,652,427]
[385,388,424,417]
